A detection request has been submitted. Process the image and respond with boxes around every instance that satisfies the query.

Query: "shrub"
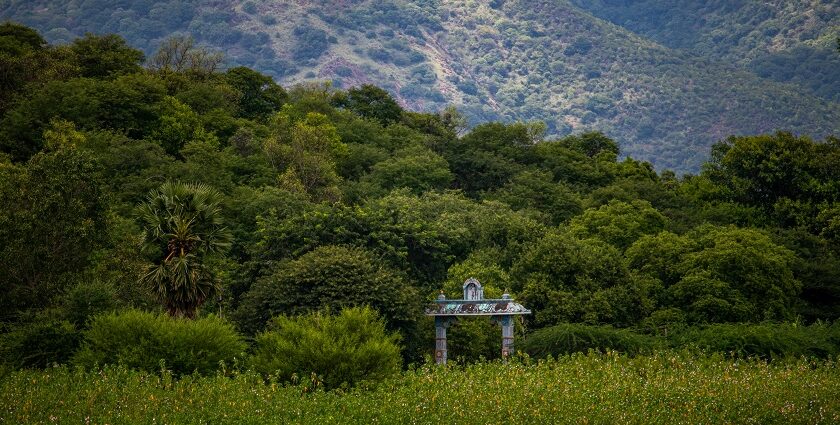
[73,310,246,375]
[252,307,401,390]
[0,319,81,368]
[523,323,659,358]
[669,322,840,360]
[60,280,119,327]
[235,245,419,335]
[292,27,328,61]
[242,2,257,14]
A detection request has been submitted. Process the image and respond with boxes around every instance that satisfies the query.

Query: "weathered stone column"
[434,316,448,364]
[501,314,514,358]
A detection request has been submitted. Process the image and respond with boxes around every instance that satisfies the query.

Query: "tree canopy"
[1,25,838,366]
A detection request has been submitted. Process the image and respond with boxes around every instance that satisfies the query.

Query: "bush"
[235,245,419,335]
[523,323,659,358]
[0,320,81,369]
[292,27,328,61]
[252,307,401,390]
[60,280,119,327]
[669,322,840,360]
[73,310,246,375]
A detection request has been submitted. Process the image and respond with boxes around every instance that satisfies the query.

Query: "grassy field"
[2,351,839,424]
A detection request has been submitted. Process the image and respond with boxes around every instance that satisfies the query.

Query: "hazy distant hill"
[2,0,838,173]
[571,0,840,103]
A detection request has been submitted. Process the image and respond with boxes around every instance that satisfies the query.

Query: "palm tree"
[138,181,231,319]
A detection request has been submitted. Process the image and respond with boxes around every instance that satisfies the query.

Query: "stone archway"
[425,278,531,364]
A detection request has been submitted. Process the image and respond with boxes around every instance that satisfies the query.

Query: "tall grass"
[2,351,838,424]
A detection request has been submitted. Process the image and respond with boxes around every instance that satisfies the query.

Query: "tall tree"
[0,133,106,317]
[147,35,223,75]
[69,33,144,78]
[0,23,77,117]
[138,181,231,318]
[225,66,287,119]
[334,84,403,126]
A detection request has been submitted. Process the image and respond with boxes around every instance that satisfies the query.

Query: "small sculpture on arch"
[463,277,483,300]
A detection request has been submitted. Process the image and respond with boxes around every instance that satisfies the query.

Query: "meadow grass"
[1,351,838,424]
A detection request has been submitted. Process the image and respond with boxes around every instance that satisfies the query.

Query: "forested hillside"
[571,0,840,103]
[2,0,838,173]
[2,25,840,371]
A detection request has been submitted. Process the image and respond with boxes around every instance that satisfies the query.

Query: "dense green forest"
[2,23,840,382]
[2,0,839,173]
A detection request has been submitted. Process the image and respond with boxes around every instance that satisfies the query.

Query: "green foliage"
[138,181,231,319]
[625,231,692,286]
[523,323,659,358]
[4,353,840,423]
[59,280,119,327]
[255,190,544,286]
[69,33,144,78]
[252,307,402,390]
[335,84,403,126]
[0,144,106,313]
[2,23,840,378]
[363,145,453,194]
[670,322,840,360]
[513,230,646,327]
[264,111,346,201]
[73,310,245,375]
[0,21,46,53]
[78,131,173,212]
[1,73,167,160]
[570,200,668,250]
[444,122,533,195]
[0,319,81,368]
[150,96,218,155]
[676,226,800,322]
[225,66,287,119]
[236,245,418,335]
[0,23,69,115]
[703,132,839,229]
[628,226,801,324]
[486,169,582,224]
[533,137,616,189]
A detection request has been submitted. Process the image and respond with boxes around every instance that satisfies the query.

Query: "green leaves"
[336,84,403,126]
[225,66,287,120]
[570,199,667,250]
[0,145,106,312]
[150,96,218,156]
[628,225,801,324]
[236,245,418,335]
[363,145,453,194]
[72,310,245,375]
[138,181,231,318]
[252,307,402,390]
[513,229,643,327]
[69,33,144,78]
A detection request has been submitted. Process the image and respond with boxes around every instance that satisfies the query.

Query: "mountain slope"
[2,0,838,173]
[571,0,840,102]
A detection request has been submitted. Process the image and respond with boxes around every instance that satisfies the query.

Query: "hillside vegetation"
[571,0,840,103]
[2,25,840,372]
[2,25,840,425]
[1,0,838,172]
